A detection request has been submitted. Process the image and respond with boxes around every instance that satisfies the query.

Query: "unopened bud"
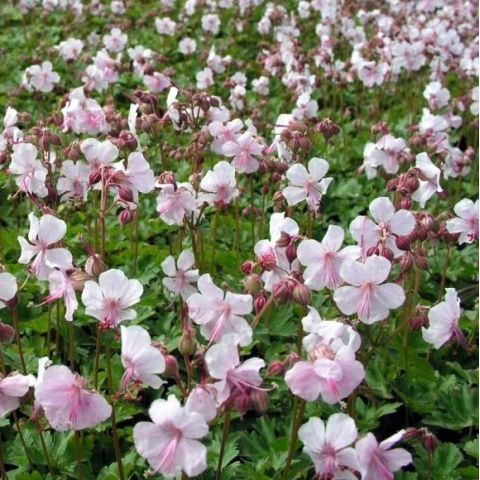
[422,432,439,454]
[0,322,15,345]
[89,170,102,185]
[118,185,134,203]
[285,243,297,264]
[243,274,262,294]
[240,261,254,275]
[395,236,411,251]
[164,354,180,379]
[267,360,285,377]
[119,209,134,226]
[400,197,412,209]
[292,283,311,306]
[250,389,268,413]
[178,329,197,355]
[276,232,292,248]
[254,294,267,314]
[415,256,428,270]
[69,271,91,291]
[386,178,399,192]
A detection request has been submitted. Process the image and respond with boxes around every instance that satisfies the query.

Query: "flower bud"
[285,243,297,264]
[366,245,380,256]
[243,274,262,294]
[292,283,311,306]
[267,360,285,377]
[386,178,399,192]
[400,197,412,209]
[399,253,414,272]
[254,293,267,314]
[410,314,428,331]
[250,389,268,413]
[89,169,102,186]
[381,247,394,261]
[118,185,134,203]
[276,232,292,248]
[395,236,411,251]
[85,253,106,277]
[240,261,254,275]
[272,191,284,203]
[422,432,439,454]
[69,271,91,291]
[0,322,15,345]
[284,352,300,369]
[178,328,197,356]
[119,209,134,226]
[403,427,419,440]
[415,256,428,270]
[234,392,251,413]
[163,354,180,379]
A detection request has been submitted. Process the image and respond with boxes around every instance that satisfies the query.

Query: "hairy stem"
[215,411,231,480]
[281,398,306,480]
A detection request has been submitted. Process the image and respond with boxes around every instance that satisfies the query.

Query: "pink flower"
[283,158,333,212]
[199,161,239,206]
[34,365,111,431]
[81,269,143,328]
[285,341,364,403]
[356,430,412,480]
[223,131,263,174]
[205,335,265,407]
[0,373,31,418]
[133,394,208,478]
[143,72,171,93]
[423,81,450,109]
[0,272,17,309]
[422,288,465,349]
[446,199,479,244]
[208,118,243,155]
[185,387,217,422]
[334,255,405,324]
[9,143,48,197]
[297,225,360,291]
[43,270,78,322]
[187,274,253,346]
[411,152,443,207]
[80,138,119,171]
[299,413,361,479]
[57,160,90,201]
[161,250,199,301]
[362,134,407,177]
[350,197,416,259]
[18,213,73,280]
[156,183,197,226]
[22,61,60,93]
[120,325,165,391]
[103,27,127,53]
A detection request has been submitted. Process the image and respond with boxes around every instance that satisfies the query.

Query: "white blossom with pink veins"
[22,61,60,93]
[81,269,143,328]
[0,272,17,309]
[254,213,299,292]
[0,374,32,418]
[133,394,208,478]
[299,414,361,479]
[57,160,90,201]
[199,161,239,206]
[411,152,443,207]
[187,274,253,346]
[422,288,465,349]
[9,143,48,197]
[205,335,265,405]
[185,387,217,422]
[283,157,333,212]
[103,27,127,53]
[285,335,364,403]
[362,134,407,177]
[423,81,450,110]
[301,307,361,354]
[161,250,199,301]
[208,118,243,154]
[334,255,405,325]
[356,430,412,480]
[298,225,360,291]
[44,270,78,322]
[350,197,416,259]
[34,365,111,431]
[143,72,171,93]
[156,182,197,226]
[446,199,479,244]
[80,138,119,171]
[222,131,263,174]
[120,325,165,391]
[18,213,73,280]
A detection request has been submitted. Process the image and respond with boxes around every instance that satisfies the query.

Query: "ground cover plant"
[0,0,478,479]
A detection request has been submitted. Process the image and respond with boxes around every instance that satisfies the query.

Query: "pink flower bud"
[243,274,262,294]
[285,243,297,264]
[415,256,428,270]
[118,185,134,203]
[400,197,412,209]
[89,170,102,186]
[254,293,267,314]
[395,236,411,251]
[422,432,439,454]
[240,261,254,275]
[119,209,134,226]
[250,389,268,413]
[0,322,15,345]
[267,360,285,377]
[163,354,180,379]
[292,283,311,306]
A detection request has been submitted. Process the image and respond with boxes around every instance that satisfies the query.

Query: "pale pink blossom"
[81,269,143,328]
[120,325,165,391]
[292,92,318,120]
[201,14,220,35]
[422,288,464,349]
[185,387,217,422]
[103,27,127,53]
[22,61,60,93]
[143,72,171,93]
[356,430,412,480]
[155,17,176,36]
[133,395,208,478]
[199,161,238,206]
[283,158,333,212]
[196,67,214,90]
[0,373,31,418]
[350,197,416,259]
[411,152,443,207]
[446,198,479,244]
[298,225,360,291]
[223,131,263,174]
[208,118,243,155]
[299,414,361,479]
[470,87,479,115]
[205,335,265,406]
[18,213,73,280]
[178,37,197,55]
[0,272,17,309]
[43,270,78,322]
[156,183,197,226]
[187,274,253,346]
[57,160,89,201]
[56,38,84,61]
[9,143,48,197]
[34,365,111,431]
[161,250,199,301]
[334,255,405,324]
[80,138,119,171]
[423,82,450,110]
[362,134,407,177]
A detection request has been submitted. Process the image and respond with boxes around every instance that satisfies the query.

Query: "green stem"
[210,207,219,272]
[74,431,83,480]
[281,398,306,480]
[68,321,75,370]
[0,431,7,480]
[12,412,33,468]
[35,421,54,476]
[93,327,101,390]
[215,412,231,480]
[132,206,140,277]
[10,306,27,374]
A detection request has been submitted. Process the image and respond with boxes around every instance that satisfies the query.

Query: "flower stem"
[10,305,27,374]
[12,412,33,468]
[74,431,83,480]
[210,207,219,273]
[93,327,101,390]
[105,344,125,480]
[68,322,75,370]
[281,398,306,480]
[439,241,451,298]
[251,295,275,329]
[132,207,139,277]
[0,431,7,480]
[215,411,231,480]
[35,420,54,475]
